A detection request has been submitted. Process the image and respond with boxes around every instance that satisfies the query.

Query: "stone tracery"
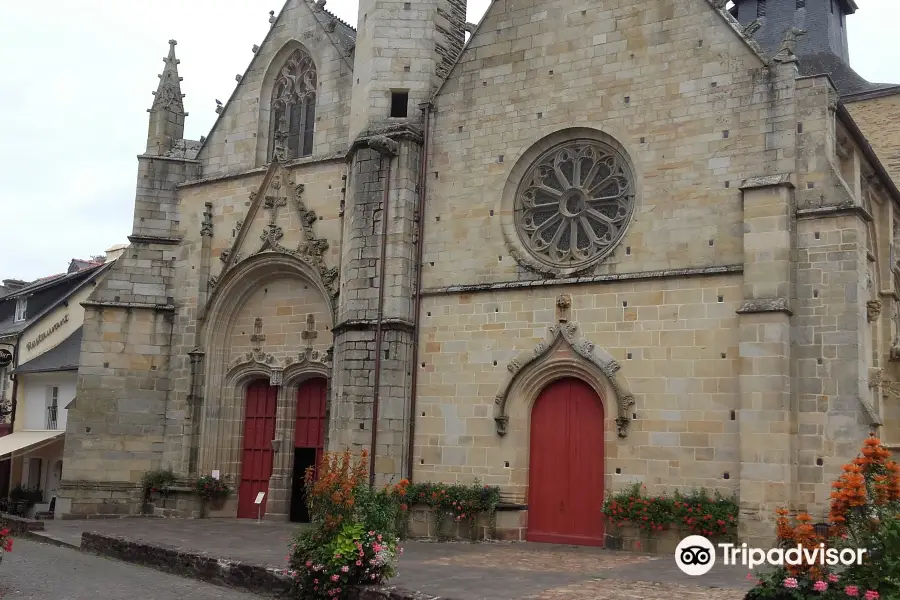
[269,48,317,161]
[513,139,635,272]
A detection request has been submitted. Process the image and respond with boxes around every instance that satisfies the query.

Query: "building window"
[831,0,834,13]
[14,297,26,322]
[390,91,409,118]
[796,0,805,7]
[47,386,59,429]
[513,138,636,272]
[270,48,318,162]
[757,0,766,17]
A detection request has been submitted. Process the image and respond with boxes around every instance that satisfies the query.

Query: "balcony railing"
[46,405,58,430]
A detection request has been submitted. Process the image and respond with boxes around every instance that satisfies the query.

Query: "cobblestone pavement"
[37,519,753,600]
[0,538,259,599]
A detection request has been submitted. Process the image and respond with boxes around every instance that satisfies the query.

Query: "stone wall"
[196,0,355,176]
[414,274,743,502]
[845,93,900,187]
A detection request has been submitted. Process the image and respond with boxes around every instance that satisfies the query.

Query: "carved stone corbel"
[868,299,883,323]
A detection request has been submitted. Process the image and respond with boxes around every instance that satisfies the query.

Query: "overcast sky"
[0,0,896,281]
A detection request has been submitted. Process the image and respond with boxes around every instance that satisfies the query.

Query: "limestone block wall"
[413,274,742,503]
[424,0,783,289]
[196,0,354,176]
[845,93,900,187]
[62,304,174,515]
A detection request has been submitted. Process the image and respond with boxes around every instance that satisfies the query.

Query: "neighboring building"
[0,254,117,515]
[61,0,900,546]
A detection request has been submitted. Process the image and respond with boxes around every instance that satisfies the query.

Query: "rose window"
[514,140,635,270]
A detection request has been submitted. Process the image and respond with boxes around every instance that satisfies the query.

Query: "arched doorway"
[527,377,605,546]
[237,380,278,519]
[290,377,327,522]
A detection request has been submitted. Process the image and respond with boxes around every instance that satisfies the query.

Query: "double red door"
[238,381,278,519]
[527,377,605,546]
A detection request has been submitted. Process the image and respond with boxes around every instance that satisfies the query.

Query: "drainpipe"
[5,338,20,431]
[370,153,393,486]
[406,103,433,483]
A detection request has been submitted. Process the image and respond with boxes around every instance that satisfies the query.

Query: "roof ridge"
[318,4,356,32]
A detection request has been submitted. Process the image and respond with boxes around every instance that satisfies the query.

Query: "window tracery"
[514,140,635,270]
[270,49,317,161]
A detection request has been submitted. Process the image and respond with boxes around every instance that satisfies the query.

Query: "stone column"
[737,175,796,547]
[266,377,292,520]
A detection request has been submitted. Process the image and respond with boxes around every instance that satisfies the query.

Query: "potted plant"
[140,469,177,502]
[194,475,230,513]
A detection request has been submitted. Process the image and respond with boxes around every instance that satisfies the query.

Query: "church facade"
[59,0,900,546]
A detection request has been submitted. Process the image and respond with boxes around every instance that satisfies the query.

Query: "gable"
[424,0,783,290]
[196,0,355,177]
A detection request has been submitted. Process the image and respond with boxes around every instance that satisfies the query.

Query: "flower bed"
[602,483,738,554]
[745,437,900,600]
[401,482,501,541]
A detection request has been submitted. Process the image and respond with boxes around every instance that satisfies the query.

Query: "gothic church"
[59,0,900,546]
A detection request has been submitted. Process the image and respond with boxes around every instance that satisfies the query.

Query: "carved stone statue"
[868,299,883,323]
[742,19,761,38]
[368,135,400,157]
[774,27,807,62]
[273,114,289,162]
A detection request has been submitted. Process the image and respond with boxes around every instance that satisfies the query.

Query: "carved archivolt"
[493,321,635,438]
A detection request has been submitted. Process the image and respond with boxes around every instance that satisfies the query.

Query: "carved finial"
[315,0,326,8]
[269,10,276,24]
[464,22,477,33]
[235,74,242,82]
[742,19,761,38]
[325,18,337,33]
[150,38,185,114]
[252,44,260,53]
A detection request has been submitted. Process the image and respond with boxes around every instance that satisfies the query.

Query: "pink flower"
[305,560,312,567]
[341,566,349,573]
[399,547,404,555]
[356,560,362,566]
[813,581,828,592]
[784,578,798,589]
[335,553,341,559]
[829,574,840,583]
[331,574,339,582]
[746,573,755,581]
[846,586,859,597]
[368,531,375,536]
[864,592,879,600]
[314,579,319,584]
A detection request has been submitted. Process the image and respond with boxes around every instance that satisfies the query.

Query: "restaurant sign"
[26,314,69,352]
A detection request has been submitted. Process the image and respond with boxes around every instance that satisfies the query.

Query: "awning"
[0,430,64,456]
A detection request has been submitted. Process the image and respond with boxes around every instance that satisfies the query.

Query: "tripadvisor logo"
[675,535,867,576]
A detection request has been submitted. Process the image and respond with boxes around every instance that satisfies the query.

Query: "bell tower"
[330,0,466,485]
[731,0,857,62]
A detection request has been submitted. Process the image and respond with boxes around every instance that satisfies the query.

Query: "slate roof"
[0,263,108,339]
[800,52,900,98]
[13,327,83,374]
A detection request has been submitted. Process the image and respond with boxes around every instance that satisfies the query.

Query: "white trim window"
[47,386,59,429]
[14,297,26,322]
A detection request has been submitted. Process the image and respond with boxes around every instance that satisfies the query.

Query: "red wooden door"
[295,378,327,476]
[527,377,605,546]
[237,380,278,519]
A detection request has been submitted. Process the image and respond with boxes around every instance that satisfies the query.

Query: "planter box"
[604,523,736,555]
[406,505,491,540]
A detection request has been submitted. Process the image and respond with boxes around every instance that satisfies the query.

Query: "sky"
[0,0,896,282]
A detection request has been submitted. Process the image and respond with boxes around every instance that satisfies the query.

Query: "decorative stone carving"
[890,342,900,362]
[219,249,230,263]
[773,27,807,63]
[250,318,266,350]
[513,140,635,273]
[742,19,761,38]
[556,294,572,322]
[324,18,337,33]
[201,202,213,237]
[493,321,635,437]
[269,10,276,24]
[869,368,884,389]
[368,135,400,157]
[868,299,883,323]
[270,368,284,387]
